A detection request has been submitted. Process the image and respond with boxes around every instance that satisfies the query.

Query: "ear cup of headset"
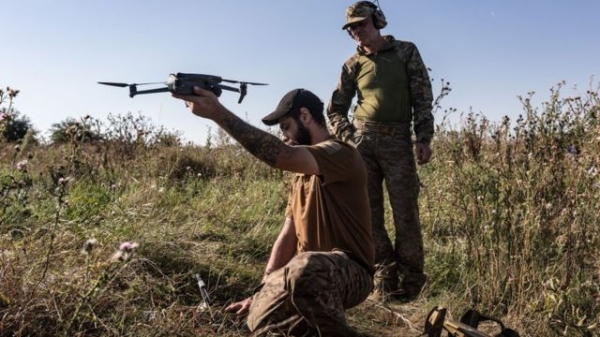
[372,7,387,29]
[358,1,388,30]
[346,1,388,31]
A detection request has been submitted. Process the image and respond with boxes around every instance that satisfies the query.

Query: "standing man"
[174,87,374,336]
[327,1,434,302]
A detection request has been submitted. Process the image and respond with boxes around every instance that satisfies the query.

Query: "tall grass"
[422,81,599,336]
[0,82,598,336]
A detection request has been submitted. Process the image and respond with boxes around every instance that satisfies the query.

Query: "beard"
[294,120,312,146]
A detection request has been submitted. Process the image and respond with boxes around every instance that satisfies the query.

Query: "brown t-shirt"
[285,138,375,273]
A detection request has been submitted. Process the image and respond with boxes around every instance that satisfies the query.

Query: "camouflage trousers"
[247,251,373,336]
[354,120,426,297]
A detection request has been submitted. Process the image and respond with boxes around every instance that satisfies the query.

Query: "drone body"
[99,73,267,103]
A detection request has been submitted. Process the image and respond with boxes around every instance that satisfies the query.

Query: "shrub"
[49,116,103,144]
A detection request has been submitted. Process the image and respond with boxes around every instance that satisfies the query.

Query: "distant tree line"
[0,86,182,146]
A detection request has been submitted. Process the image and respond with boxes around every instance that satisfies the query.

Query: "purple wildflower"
[119,241,139,252]
[16,160,28,172]
[110,241,140,263]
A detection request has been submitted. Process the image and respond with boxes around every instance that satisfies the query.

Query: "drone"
[98,73,268,103]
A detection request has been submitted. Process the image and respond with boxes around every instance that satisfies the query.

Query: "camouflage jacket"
[327,35,434,144]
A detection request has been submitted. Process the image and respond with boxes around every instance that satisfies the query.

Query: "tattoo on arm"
[216,111,292,167]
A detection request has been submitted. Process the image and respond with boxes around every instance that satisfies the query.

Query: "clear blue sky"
[2,0,599,144]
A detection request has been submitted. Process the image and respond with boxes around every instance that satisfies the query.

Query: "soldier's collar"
[357,35,396,55]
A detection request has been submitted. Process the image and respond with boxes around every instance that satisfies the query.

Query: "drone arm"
[132,87,171,97]
[212,83,243,102]
[215,84,240,93]
[238,83,248,104]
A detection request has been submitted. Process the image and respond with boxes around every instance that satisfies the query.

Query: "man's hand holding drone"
[173,86,226,121]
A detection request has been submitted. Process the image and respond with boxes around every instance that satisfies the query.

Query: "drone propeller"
[221,78,268,86]
[241,81,268,86]
[97,81,165,87]
[98,82,130,87]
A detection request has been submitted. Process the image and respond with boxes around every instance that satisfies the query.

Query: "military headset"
[351,1,388,30]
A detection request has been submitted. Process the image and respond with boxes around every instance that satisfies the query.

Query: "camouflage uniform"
[327,35,434,299]
[247,251,373,336]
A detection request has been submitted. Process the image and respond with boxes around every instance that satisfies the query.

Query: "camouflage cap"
[342,1,376,30]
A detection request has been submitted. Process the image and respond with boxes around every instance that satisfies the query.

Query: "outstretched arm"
[173,87,319,175]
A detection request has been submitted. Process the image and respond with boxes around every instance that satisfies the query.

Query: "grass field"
[0,83,599,336]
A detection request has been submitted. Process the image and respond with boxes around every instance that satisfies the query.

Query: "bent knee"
[285,252,335,293]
